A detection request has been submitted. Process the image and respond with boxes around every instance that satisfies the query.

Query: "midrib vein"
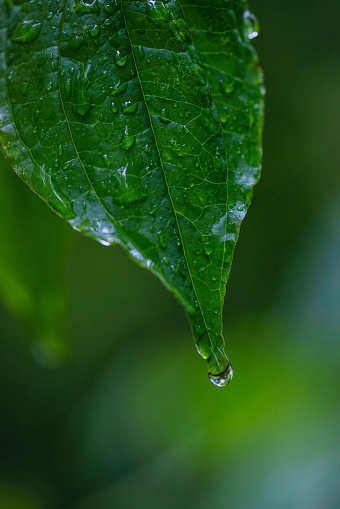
[121,0,218,357]
[177,0,229,332]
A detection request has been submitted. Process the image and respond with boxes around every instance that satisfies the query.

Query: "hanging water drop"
[208,362,233,387]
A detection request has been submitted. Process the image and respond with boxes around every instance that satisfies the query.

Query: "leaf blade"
[0,0,263,384]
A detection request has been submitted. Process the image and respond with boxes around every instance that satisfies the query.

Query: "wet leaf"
[0,0,263,385]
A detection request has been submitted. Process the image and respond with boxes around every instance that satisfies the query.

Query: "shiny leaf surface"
[0,0,263,384]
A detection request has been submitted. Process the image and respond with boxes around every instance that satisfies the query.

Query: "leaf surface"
[0,0,263,385]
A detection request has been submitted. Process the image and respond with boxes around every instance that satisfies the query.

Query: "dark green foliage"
[0,0,263,384]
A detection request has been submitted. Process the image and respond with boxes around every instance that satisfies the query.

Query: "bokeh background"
[1,0,340,507]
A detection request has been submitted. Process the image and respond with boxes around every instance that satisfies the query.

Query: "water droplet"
[204,242,214,255]
[145,2,170,25]
[208,363,233,387]
[104,4,114,15]
[104,18,113,25]
[111,102,118,113]
[243,10,259,39]
[75,0,100,16]
[58,145,63,156]
[158,116,170,124]
[20,82,29,96]
[90,24,100,37]
[68,35,83,51]
[116,55,128,67]
[220,78,234,95]
[73,64,92,117]
[121,135,135,151]
[122,102,138,115]
[65,78,72,98]
[158,231,167,249]
[137,45,145,60]
[113,82,128,96]
[218,111,228,124]
[103,154,111,167]
[63,160,72,170]
[11,20,42,44]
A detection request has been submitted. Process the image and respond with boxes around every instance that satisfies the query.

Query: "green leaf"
[0,0,263,385]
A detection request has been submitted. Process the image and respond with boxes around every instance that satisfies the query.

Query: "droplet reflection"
[208,362,233,387]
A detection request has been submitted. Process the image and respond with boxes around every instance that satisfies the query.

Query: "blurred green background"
[1,0,340,507]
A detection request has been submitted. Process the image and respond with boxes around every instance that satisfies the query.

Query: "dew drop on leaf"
[243,10,259,39]
[68,35,83,51]
[121,135,135,151]
[64,79,72,98]
[137,45,145,60]
[104,4,114,15]
[73,65,92,117]
[116,55,128,67]
[113,82,128,96]
[158,116,170,124]
[111,102,118,113]
[90,24,100,37]
[158,232,167,249]
[122,102,138,115]
[75,0,100,16]
[11,20,42,44]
